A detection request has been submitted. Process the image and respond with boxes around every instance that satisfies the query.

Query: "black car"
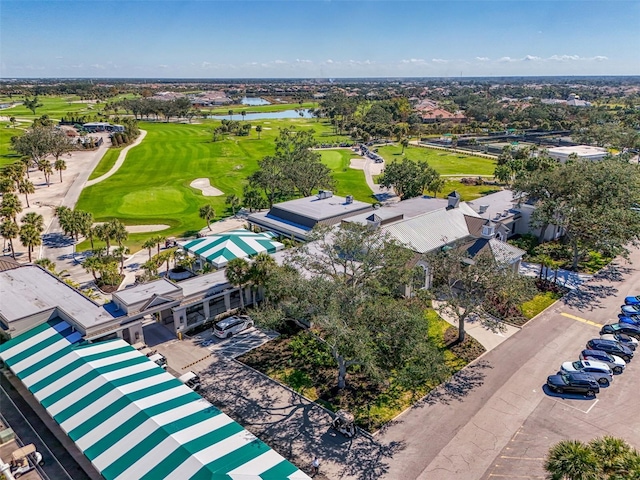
[546,372,600,397]
[600,323,640,340]
[586,338,634,363]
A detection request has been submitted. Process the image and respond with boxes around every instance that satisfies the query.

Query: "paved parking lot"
[190,328,279,358]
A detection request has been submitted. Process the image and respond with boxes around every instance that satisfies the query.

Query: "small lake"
[241,97,270,106]
[208,109,313,121]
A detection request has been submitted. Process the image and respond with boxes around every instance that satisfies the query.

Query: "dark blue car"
[618,314,640,327]
[624,295,640,306]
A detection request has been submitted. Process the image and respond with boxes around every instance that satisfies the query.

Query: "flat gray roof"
[179,269,229,299]
[112,278,181,306]
[466,190,520,222]
[271,194,372,221]
[0,266,115,328]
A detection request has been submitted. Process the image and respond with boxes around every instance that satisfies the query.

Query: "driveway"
[377,254,640,480]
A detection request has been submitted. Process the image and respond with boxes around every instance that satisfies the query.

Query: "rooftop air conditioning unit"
[345,195,353,204]
[478,205,489,214]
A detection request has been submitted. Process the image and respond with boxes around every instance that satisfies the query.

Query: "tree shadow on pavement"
[200,358,401,479]
[562,283,619,312]
[415,360,493,408]
[42,232,75,248]
[592,262,633,283]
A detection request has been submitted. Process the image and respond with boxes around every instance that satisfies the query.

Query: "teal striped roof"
[0,320,309,480]
[180,230,284,268]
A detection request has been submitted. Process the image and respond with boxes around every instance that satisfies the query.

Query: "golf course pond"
[208,109,313,120]
[241,97,270,105]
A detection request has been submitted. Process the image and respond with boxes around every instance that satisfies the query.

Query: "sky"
[1,0,639,78]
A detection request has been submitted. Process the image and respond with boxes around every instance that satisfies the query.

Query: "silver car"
[562,360,614,386]
[213,315,254,339]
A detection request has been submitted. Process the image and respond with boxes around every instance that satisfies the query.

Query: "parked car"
[586,338,634,363]
[213,315,254,339]
[560,360,613,386]
[546,372,600,397]
[600,323,640,340]
[621,304,640,315]
[624,295,640,306]
[601,332,638,351]
[618,314,640,327]
[580,349,626,374]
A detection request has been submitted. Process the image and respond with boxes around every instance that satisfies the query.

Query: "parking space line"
[489,475,544,479]
[560,312,601,327]
[552,398,598,414]
[500,456,545,460]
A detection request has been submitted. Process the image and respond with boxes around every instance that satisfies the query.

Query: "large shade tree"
[427,244,535,343]
[514,157,640,270]
[255,223,445,390]
[378,157,440,200]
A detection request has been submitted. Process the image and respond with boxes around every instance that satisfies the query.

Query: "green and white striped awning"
[179,229,284,268]
[0,320,309,480]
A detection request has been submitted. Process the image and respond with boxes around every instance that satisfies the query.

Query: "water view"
[241,97,270,106]
[209,109,313,121]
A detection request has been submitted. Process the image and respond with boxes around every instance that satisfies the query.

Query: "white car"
[579,349,626,374]
[213,315,254,339]
[560,360,613,386]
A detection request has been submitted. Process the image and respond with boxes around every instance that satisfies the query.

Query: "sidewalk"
[432,301,520,351]
[520,261,593,290]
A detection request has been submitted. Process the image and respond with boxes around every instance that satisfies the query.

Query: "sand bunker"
[349,158,366,170]
[126,224,170,233]
[190,178,224,196]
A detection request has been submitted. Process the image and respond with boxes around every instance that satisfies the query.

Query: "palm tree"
[256,125,262,139]
[54,159,67,182]
[21,212,44,235]
[154,235,167,255]
[83,255,102,283]
[108,219,128,247]
[35,258,56,273]
[199,204,215,231]
[94,224,111,252]
[143,238,156,259]
[114,246,129,273]
[225,257,250,308]
[401,137,409,154]
[1,193,22,223]
[228,109,234,120]
[19,224,41,262]
[544,440,599,480]
[225,194,240,215]
[248,252,276,305]
[0,220,19,259]
[17,179,35,208]
[241,110,246,121]
[9,116,16,128]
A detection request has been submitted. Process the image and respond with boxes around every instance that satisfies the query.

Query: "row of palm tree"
[0,210,44,262]
[224,254,277,308]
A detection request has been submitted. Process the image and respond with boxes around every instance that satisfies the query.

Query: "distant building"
[546,145,608,162]
[541,93,592,108]
[189,90,232,107]
[83,122,124,133]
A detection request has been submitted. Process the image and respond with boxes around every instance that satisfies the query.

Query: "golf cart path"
[85,130,147,187]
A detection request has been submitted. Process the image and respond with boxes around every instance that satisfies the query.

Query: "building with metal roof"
[248,191,373,241]
[0,319,310,480]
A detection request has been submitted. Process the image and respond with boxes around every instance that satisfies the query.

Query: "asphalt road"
[378,250,640,480]
[0,376,90,480]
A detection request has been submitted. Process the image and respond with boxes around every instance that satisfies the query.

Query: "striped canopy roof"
[180,229,284,268]
[0,320,309,480]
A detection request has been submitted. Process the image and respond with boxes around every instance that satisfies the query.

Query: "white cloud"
[274,59,287,64]
[523,55,542,61]
[325,59,334,64]
[593,56,608,61]
[158,64,168,69]
[295,58,312,63]
[200,61,212,69]
[548,54,580,61]
[402,58,426,64]
[498,56,515,63]
[475,57,490,61]
[431,58,448,63]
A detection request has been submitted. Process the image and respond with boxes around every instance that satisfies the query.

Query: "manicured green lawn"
[440,180,502,201]
[205,101,318,115]
[378,144,497,176]
[0,95,98,121]
[318,149,374,202]
[88,147,122,180]
[76,119,362,250]
[0,123,24,167]
[521,291,562,320]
